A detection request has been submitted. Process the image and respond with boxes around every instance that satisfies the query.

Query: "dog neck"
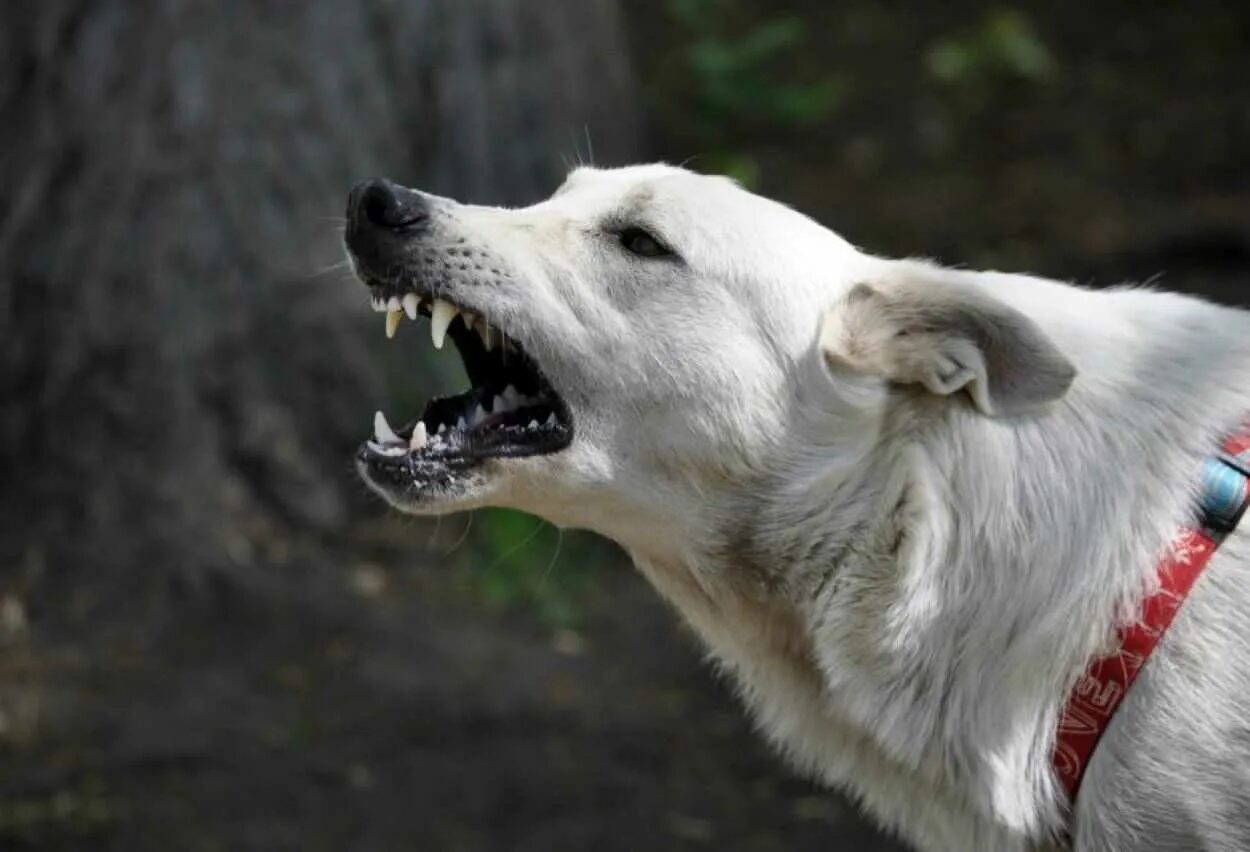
[626,270,1250,840]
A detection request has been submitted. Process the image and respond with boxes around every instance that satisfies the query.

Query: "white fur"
[360,165,1250,851]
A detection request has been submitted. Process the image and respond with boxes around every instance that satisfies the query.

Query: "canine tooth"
[402,293,419,320]
[409,421,428,450]
[387,296,401,312]
[385,310,401,339]
[374,410,400,444]
[430,299,457,349]
[545,413,557,427]
[527,419,539,429]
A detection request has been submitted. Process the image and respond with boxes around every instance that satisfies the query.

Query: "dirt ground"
[2,512,910,851]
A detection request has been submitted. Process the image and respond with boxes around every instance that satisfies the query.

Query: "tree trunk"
[0,0,638,597]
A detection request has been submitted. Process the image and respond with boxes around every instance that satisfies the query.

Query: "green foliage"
[665,0,843,187]
[704,152,761,188]
[926,10,1055,87]
[471,508,598,628]
[684,15,843,125]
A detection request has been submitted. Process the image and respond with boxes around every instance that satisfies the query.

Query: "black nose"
[345,178,430,271]
[347,178,430,232]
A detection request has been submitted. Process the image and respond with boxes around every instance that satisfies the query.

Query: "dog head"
[343,165,1074,557]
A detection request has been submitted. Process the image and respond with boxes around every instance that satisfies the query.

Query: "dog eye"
[618,227,671,258]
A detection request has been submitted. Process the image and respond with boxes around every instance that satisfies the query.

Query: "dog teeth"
[373,293,500,353]
[430,298,457,349]
[370,297,536,423]
[546,413,557,427]
[487,386,528,415]
[409,421,428,450]
[527,419,539,429]
[373,410,401,444]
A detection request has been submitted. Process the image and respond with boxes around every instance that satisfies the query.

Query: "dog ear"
[819,274,1076,416]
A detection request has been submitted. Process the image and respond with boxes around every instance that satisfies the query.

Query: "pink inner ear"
[819,285,893,371]
[818,269,1075,417]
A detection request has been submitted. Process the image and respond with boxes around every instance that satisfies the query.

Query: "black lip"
[355,398,573,496]
[355,447,476,501]
[357,414,572,467]
[366,385,575,463]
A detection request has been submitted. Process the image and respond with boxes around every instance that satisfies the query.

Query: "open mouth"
[355,284,574,495]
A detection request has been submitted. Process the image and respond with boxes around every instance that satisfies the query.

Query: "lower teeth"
[370,392,557,456]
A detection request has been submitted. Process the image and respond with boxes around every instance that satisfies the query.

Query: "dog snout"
[345,178,430,268]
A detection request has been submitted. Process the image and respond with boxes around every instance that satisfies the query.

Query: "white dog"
[343,165,1250,852]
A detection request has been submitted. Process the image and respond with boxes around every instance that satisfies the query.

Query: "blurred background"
[1,1,1247,849]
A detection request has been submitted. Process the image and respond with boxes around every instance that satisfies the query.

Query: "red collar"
[1052,421,1250,803]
